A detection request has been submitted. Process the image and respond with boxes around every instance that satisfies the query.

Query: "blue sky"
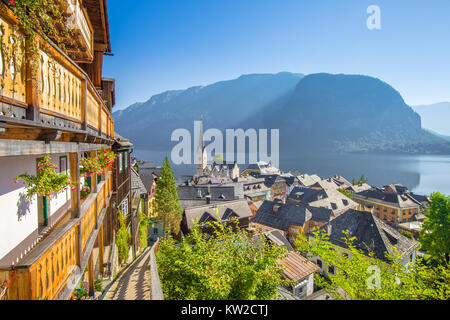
[103,0,450,110]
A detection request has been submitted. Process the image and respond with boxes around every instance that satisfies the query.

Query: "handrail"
[6,172,113,300]
[149,239,164,300]
[0,2,113,138]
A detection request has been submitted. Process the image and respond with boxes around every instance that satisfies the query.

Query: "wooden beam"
[88,251,95,296]
[25,35,40,122]
[98,224,104,275]
[0,139,110,157]
[39,130,62,142]
[69,152,81,218]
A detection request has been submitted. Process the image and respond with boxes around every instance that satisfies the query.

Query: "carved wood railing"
[0,14,27,106]
[0,3,113,140]
[2,173,113,300]
[39,49,84,123]
[30,223,79,300]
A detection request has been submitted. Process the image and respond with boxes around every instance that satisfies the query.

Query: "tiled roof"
[313,210,419,262]
[253,200,333,231]
[263,230,294,251]
[288,185,357,215]
[139,172,157,193]
[130,168,147,195]
[113,132,133,147]
[331,175,352,189]
[184,199,253,230]
[282,251,319,282]
[353,188,421,208]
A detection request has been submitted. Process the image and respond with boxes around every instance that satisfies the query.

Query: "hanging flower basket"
[79,149,116,178]
[15,155,78,202]
[97,148,117,173]
[79,157,102,178]
[80,185,91,199]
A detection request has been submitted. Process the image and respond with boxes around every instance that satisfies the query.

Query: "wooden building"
[0,0,117,300]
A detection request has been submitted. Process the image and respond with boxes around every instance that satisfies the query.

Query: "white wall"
[0,153,71,264]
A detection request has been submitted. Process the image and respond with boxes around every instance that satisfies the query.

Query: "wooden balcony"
[0,3,113,146]
[1,173,114,300]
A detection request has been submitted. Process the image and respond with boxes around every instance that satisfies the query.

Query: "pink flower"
[14,180,19,184]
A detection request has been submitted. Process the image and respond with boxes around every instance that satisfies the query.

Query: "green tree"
[154,156,182,238]
[156,219,290,300]
[116,211,131,264]
[338,188,354,199]
[295,230,449,300]
[139,205,150,249]
[420,192,450,266]
[352,175,367,185]
[400,230,414,240]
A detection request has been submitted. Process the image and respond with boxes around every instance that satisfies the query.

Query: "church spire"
[196,117,207,176]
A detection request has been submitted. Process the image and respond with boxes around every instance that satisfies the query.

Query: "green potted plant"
[15,155,78,202]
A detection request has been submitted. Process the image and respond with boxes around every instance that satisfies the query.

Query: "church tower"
[196,118,207,176]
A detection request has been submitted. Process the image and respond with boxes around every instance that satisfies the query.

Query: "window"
[392,209,395,214]
[316,259,322,268]
[328,266,335,274]
[125,151,128,169]
[120,199,128,215]
[119,152,123,173]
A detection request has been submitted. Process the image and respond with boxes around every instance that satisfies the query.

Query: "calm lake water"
[134,149,450,196]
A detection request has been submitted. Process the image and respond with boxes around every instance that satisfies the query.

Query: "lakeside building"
[261,230,318,299]
[0,0,123,300]
[240,161,281,177]
[307,210,419,278]
[287,181,358,216]
[177,184,244,210]
[296,174,323,187]
[181,199,253,235]
[253,200,334,243]
[352,184,427,226]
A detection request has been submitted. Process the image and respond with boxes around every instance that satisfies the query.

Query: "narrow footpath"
[102,248,152,300]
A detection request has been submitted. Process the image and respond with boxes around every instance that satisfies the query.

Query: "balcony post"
[88,251,94,297]
[90,151,98,193]
[69,152,81,218]
[81,78,87,131]
[25,36,40,121]
[98,224,104,275]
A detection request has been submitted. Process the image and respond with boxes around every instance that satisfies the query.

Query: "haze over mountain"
[113,72,450,155]
[411,102,450,136]
[113,72,304,150]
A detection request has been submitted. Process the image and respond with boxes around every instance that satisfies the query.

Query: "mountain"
[113,72,304,150]
[245,73,450,154]
[411,102,450,136]
[113,72,450,155]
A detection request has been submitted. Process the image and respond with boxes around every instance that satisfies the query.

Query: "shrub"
[116,211,131,264]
